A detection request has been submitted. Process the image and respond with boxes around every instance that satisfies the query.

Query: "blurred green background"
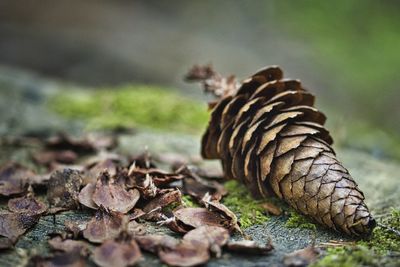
[0,0,399,159]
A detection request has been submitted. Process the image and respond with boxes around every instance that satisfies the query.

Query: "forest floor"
[0,66,399,267]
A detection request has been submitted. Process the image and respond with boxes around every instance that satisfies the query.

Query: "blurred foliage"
[275,0,400,131]
[48,85,209,133]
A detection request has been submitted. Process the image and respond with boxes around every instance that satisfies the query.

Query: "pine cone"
[195,66,375,236]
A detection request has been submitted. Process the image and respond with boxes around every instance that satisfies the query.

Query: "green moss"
[312,208,400,267]
[285,210,317,231]
[311,246,380,267]
[181,195,199,208]
[48,85,208,133]
[221,180,269,228]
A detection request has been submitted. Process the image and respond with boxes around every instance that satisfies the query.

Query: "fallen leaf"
[203,199,241,232]
[8,194,47,215]
[0,211,40,242]
[126,170,158,199]
[45,133,96,154]
[283,245,320,267]
[143,190,182,221]
[78,183,97,210]
[183,225,229,257]
[181,166,226,201]
[47,169,82,209]
[48,236,90,256]
[92,238,142,267]
[159,241,210,267]
[173,207,228,231]
[226,239,274,255]
[0,162,32,196]
[82,209,127,243]
[92,171,140,213]
[135,235,179,254]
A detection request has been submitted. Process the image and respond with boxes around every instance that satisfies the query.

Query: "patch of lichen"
[48,85,208,133]
[285,210,317,231]
[222,180,269,228]
[312,208,400,267]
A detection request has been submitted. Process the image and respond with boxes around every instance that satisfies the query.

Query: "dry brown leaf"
[47,169,82,209]
[158,241,210,267]
[0,211,40,242]
[0,162,32,196]
[48,236,90,256]
[92,171,140,213]
[64,220,87,239]
[183,225,229,257]
[203,200,241,232]
[8,194,47,215]
[180,166,227,201]
[92,239,142,267]
[173,207,228,231]
[78,183,97,210]
[283,245,320,267]
[142,190,182,221]
[135,235,179,254]
[226,239,274,255]
[82,209,127,243]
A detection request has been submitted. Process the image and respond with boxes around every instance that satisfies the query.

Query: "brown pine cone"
[191,65,375,236]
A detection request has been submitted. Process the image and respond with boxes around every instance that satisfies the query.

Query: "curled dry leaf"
[78,183,97,210]
[135,235,179,254]
[92,171,140,213]
[0,211,40,242]
[182,169,227,201]
[143,189,182,221]
[48,236,90,256]
[226,239,274,255]
[8,194,47,215]
[92,239,142,267]
[47,169,82,209]
[203,199,241,232]
[128,164,184,188]
[173,207,228,231]
[156,226,228,267]
[183,226,229,258]
[83,156,121,185]
[283,245,320,267]
[159,242,210,267]
[127,168,158,199]
[82,209,128,243]
[0,162,32,196]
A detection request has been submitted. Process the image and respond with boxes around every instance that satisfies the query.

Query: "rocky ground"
[0,66,399,266]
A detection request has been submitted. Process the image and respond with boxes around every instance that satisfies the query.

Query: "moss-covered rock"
[48,86,208,133]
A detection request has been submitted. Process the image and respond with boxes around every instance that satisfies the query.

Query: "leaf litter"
[0,131,281,266]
